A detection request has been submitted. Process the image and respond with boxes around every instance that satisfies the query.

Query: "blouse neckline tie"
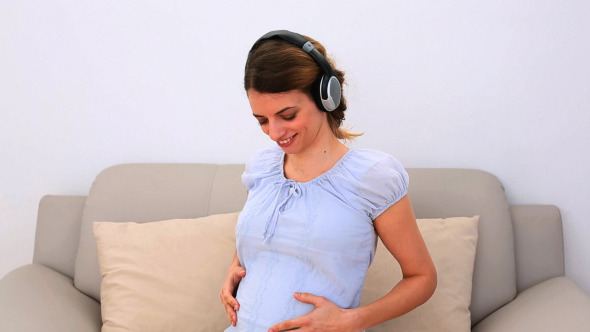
[262,179,302,244]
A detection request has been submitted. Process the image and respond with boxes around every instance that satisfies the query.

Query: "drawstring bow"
[262,180,302,244]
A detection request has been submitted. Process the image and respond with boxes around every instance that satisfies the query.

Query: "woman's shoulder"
[241,145,283,190]
[343,149,407,179]
[327,149,409,220]
[248,145,283,169]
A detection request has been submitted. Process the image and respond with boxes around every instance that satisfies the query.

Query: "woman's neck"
[283,135,349,182]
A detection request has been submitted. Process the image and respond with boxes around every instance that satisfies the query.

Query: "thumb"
[233,268,246,283]
[293,292,324,305]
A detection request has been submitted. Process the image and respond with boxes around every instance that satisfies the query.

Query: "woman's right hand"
[220,257,247,327]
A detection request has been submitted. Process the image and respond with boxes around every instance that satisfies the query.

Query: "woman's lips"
[277,134,297,147]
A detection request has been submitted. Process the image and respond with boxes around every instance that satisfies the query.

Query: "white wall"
[2,1,589,294]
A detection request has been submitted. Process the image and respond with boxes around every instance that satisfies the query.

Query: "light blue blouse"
[225,146,409,331]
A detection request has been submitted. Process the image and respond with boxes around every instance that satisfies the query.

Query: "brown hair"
[244,35,361,140]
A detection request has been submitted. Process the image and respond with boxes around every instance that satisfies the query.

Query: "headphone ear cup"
[324,76,341,111]
[316,75,341,112]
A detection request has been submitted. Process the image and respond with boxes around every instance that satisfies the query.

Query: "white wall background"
[1,1,589,294]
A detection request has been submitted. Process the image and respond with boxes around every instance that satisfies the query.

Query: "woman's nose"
[267,120,285,141]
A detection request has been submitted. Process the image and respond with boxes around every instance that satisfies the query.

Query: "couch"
[1,163,589,331]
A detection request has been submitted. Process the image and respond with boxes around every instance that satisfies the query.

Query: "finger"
[233,268,246,283]
[220,290,240,311]
[268,317,304,332]
[222,300,238,326]
[293,292,324,306]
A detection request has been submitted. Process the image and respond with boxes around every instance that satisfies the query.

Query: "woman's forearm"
[350,271,437,330]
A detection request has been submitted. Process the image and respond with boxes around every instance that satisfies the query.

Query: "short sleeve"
[241,146,283,191]
[323,150,409,221]
[361,152,409,219]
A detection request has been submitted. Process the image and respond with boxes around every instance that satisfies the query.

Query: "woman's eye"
[258,119,268,126]
[283,114,296,121]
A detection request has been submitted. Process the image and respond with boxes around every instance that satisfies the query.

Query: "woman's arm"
[220,250,247,327]
[269,195,437,332]
[351,195,437,328]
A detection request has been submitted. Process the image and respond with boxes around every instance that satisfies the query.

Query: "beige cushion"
[93,212,239,332]
[361,216,479,332]
[75,164,247,301]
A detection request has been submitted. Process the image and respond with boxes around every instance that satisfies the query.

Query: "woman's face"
[247,89,329,155]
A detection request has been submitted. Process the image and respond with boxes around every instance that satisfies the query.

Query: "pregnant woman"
[221,30,437,332]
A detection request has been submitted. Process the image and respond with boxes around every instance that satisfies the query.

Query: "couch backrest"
[406,169,515,324]
[34,195,87,279]
[71,164,515,325]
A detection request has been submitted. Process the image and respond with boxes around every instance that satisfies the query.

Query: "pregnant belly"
[233,258,314,330]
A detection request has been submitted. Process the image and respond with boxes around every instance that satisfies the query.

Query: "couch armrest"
[0,264,101,332]
[510,205,564,292]
[33,195,86,279]
[472,277,590,332]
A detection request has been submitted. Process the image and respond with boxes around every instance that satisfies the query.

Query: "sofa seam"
[205,165,218,215]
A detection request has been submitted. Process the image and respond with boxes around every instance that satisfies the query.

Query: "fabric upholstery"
[406,169,515,324]
[2,163,587,332]
[510,205,564,292]
[74,163,246,300]
[207,164,250,215]
[0,264,101,332]
[472,277,590,332]
[93,213,239,332]
[33,195,86,279]
[74,164,516,324]
[10,162,576,332]
[362,216,479,331]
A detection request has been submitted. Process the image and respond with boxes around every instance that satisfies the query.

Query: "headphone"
[250,30,342,112]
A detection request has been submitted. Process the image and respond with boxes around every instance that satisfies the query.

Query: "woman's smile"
[278,134,297,147]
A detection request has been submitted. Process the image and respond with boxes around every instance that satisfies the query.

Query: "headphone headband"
[249,30,341,112]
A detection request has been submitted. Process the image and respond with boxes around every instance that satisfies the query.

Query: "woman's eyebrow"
[253,106,295,118]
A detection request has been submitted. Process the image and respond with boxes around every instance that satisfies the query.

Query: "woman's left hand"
[268,292,362,332]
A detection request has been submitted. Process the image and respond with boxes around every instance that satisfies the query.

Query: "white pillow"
[361,216,479,332]
[93,212,239,332]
